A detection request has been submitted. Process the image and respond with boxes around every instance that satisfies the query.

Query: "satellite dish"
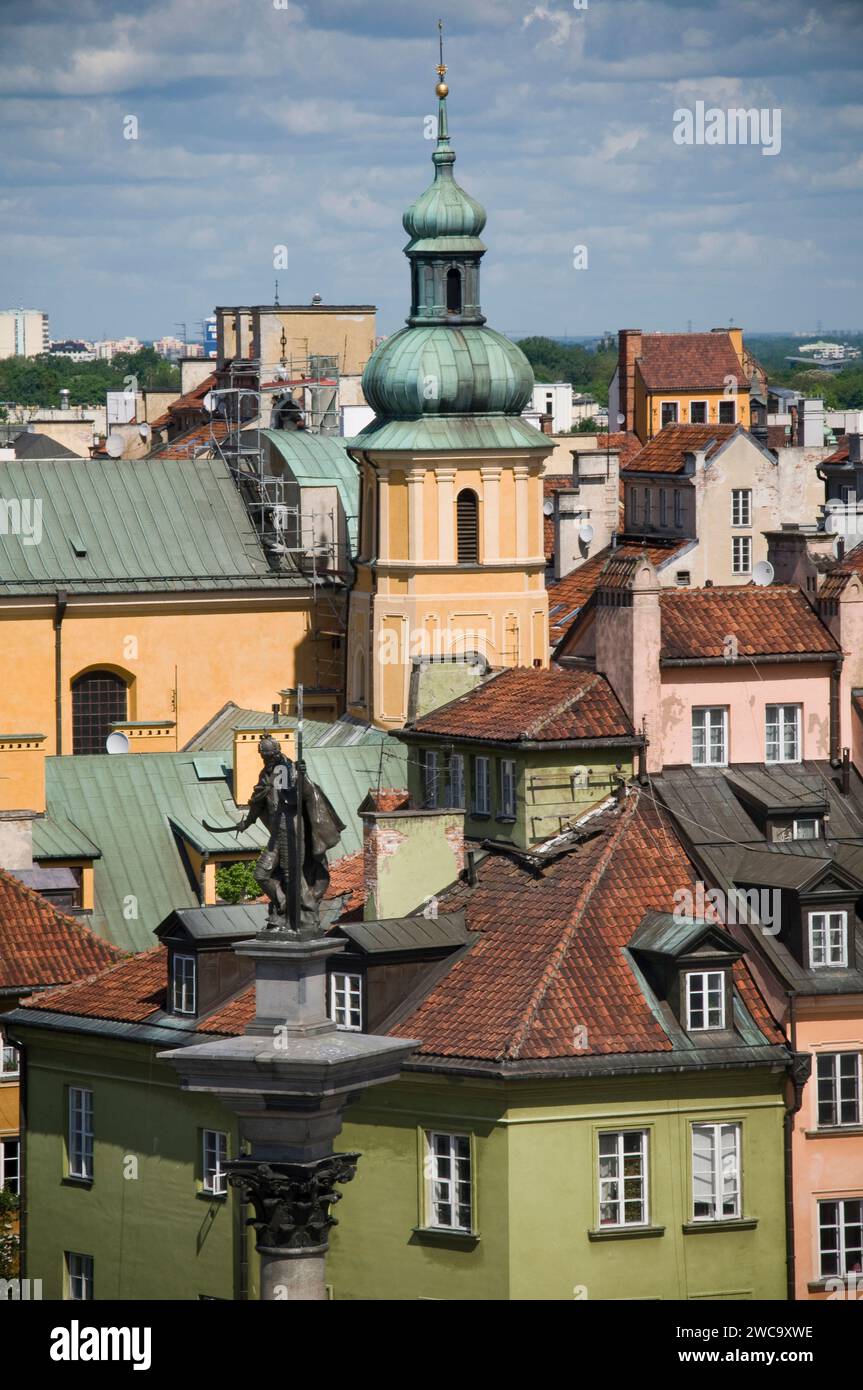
[138,423,151,441]
[542,499,554,516]
[617,413,625,426]
[579,523,594,544]
[752,560,774,587]
[105,432,124,458]
[106,730,130,755]
[203,391,217,414]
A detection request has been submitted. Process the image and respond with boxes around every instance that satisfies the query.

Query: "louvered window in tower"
[446,268,463,313]
[71,670,128,755]
[457,489,479,564]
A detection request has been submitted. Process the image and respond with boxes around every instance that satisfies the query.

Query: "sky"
[0,0,861,342]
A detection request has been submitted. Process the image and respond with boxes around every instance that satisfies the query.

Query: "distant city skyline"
[1,0,861,341]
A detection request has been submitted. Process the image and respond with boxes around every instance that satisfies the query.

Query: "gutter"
[53,591,67,754]
[660,651,840,669]
[394,732,644,752]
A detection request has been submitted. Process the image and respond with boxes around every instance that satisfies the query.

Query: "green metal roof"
[259,430,360,551]
[0,455,308,595]
[158,903,267,941]
[183,702,390,754]
[362,326,534,422]
[32,812,101,861]
[351,412,547,454]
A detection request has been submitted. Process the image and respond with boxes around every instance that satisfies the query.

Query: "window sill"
[470,812,491,822]
[62,1175,93,1189]
[682,1218,757,1234]
[588,1224,665,1242]
[804,1125,863,1139]
[495,815,517,825]
[411,1226,479,1249]
[197,1189,228,1202]
[807,1276,857,1293]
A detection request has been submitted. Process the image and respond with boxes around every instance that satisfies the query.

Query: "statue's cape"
[302,779,346,859]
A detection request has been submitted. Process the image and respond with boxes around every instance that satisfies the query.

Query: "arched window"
[456,489,479,564]
[446,268,463,313]
[71,670,128,755]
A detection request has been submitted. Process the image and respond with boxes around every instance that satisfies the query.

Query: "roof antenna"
[274,279,280,307]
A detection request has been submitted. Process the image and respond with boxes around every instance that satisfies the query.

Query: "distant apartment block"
[0,307,49,359]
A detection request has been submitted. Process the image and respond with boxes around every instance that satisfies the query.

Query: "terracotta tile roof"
[392,791,783,1061]
[150,373,218,430]
[601,430,643,466]
[636,332,748,391]
[543,475,575,560]
[659,585,839,660]
[199,983,254,1034]
[324,850,365,913]
[362,789,410,813]
[0,868,122,992]
[767,424,791,450]
[818,571,851,601]
[23,945,161,1019]
[151,420,232,459]
[624,423,738,474]
[546,542,687,644]
[823,440,850,464]
[408,667,633,743]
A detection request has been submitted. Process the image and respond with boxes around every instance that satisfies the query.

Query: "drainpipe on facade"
[53,592,68,755]
[784,992,812,1303]
[830,659,842,766]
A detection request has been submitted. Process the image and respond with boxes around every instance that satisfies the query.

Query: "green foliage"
[0,1186,20,1278]
[215,859,260,905]
[516,337,616,404]
[0,348,180,409]
[746,335,863,410]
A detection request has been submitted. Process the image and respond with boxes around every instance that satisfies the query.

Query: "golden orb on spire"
[435,80,449,97]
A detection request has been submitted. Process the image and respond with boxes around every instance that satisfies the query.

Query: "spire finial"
[435,19,448,97]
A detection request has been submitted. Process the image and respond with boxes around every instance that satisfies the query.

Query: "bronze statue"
[211,736,345,937]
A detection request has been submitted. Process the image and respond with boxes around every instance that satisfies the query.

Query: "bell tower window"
[446,268,463,313]
[456,489,479,564]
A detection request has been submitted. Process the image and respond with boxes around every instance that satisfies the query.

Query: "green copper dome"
[361,75,534,423]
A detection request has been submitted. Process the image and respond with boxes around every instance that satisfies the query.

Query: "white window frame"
[472,756,491,816]
[426,1130,473,1233]
[1,1031,19,1078]
[423,749,440,809]
[732,534,752,575]
[598,1129,648,1228]
[68,1086,93,1181]
[793,816,820,840]
[809,910,848,968]
[685,971,726,1030]
[0,1136,19,1194]
[660,400,679,428]
[447,753,465,809]
[765,704,801,764]
[691,706,727,767]
[172,953,197,1015]
[818,1198,863,1279]
[688,400,708,424]
[816,1052,862,1128]
[202,1129,228,1196]
[65,1251,93,1301]
[499,759,517,818]
[731,488,752,527]
[718,399,737,425]
[691,1122,741,1222]
[330,972,362,1031]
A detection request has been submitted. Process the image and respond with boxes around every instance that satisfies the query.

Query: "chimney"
[763,526,817,593]
[59,388,70,411]
[798,398,825,448]
[554,491,593,579]
[594,554,662,772]
[360,794,464,921]
[232,723,296,807]
[618,330,642,434]
[540,412,554,436]
[0,810,35,870]
[847,433,863,465]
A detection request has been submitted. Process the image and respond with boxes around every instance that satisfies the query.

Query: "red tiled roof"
[0,869,122,992]
[543,475,575,560]
[325,850,365,913]
[150,373,218,429]
[636,332,748,391]
[23,943,159,1017]
[624,423,738,474]
[152,420,232,459]
[601,431,643,466]
[546,542,687,644]
[409,667,633,742]
[823,440,849,464]
[362,789,410,813]
[766,424,791,450]
[392,791,783,1061]
[659,585,839,660]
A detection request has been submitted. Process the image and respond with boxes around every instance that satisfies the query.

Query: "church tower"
[347,46,552,729]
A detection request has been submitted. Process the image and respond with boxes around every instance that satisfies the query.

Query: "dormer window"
[793,817,820,840]
[809,911,848,968]
[172,953,197,1015]
[685,970,726,1030]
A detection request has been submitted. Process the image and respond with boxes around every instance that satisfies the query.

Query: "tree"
[0,1187,19,1279]
[215,860,261,905]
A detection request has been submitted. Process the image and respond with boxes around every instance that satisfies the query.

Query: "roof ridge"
[504,793,638,1060]
[522,679,593,738]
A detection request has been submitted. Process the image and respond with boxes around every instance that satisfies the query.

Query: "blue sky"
[0,0,860,342]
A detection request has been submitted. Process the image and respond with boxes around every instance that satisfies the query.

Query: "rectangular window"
[819,1199,863,1279]
[691,706,727,766]
[661,401,679,427]
[66,1252,94,1301]
[447,753,465,809]
[732,535,752,574]
[691,1123,741,1221]
[816,1053,862,1128]
[598,1130,648,1227]
[809,911,848,968]
[330,972,362,1031]
[68,1087,93,1181]
[689,401,708,424]
[793,817,820,840]
[686,971,725,1030]
[766,704,801,763]
[673,490,683,528]
[499,759,516,818]
[172,954,196,1015]
[731,488,752,526]
[0,1137,19,1195]
[202,1129,228,1196]
[423,749,439,809]
[426,1131,472,1233]
[719,399,736,424]
[659,489,668,526]
[1,1032,19,1077]
[643,489,651,525]
[472,756,490,816]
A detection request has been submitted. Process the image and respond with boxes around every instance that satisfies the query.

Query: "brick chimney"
[594,553,662,771]
[618,330,642,434]
[360,793,465,921]
[763,526,818,594]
